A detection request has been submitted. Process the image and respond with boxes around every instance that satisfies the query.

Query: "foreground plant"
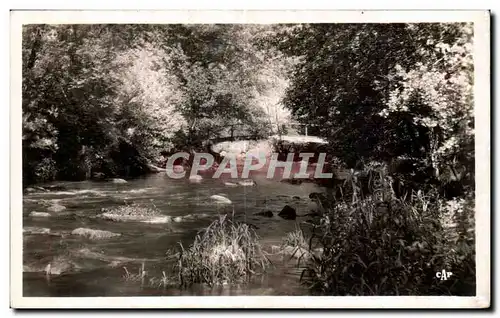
[176,214,270,287]
[278,225,320,266]
[291,165,475,296]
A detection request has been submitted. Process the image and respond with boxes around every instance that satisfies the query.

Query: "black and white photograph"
[10,10,490,308]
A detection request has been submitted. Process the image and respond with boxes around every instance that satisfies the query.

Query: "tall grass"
[122,262,176,289]
[278,225,315,266]
[176,214,269,287]
[289,164,475,295]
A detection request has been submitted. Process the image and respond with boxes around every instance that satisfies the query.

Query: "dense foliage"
[270,23,476,296]
[295,166,475,295]
[273,23,474,186]
[22,24,292,184]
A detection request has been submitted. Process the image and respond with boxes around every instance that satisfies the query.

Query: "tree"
[22,24,293,183]
[379,23,474,183]
[274,23,474,180]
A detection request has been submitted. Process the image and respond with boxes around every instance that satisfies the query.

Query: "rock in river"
[110,178,128,184]
[189,175,203,182]
[210,194,232,204]
[47,204,66,212]
[278,205,296,220]
[238,179,256,187]
[29,211,51,218]
[23,227,51,235]
[71,228,121,240]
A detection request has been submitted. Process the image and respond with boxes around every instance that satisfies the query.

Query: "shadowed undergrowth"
[283,165,475,296]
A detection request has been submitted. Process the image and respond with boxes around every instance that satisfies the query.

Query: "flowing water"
[22,169,327,296]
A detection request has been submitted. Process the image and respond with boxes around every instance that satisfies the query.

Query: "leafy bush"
[31,157,57,183]
[295,165,475,295]
[176,214,269,287]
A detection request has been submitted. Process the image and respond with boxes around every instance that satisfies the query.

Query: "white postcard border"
[10,9,490,309]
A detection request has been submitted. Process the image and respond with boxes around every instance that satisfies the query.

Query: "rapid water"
[22,170,326,296]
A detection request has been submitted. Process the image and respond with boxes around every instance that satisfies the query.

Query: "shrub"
[33,157,57,183]
[176,214,269,287]
[296,165,475,295]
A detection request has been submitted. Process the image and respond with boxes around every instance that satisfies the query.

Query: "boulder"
[71,228,121,240]
[278,205,296,220]
[210,194,232,204]
[110,178,127,184]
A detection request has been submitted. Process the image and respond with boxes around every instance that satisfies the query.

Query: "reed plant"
[176,214,269,287]
[287,164,475,295]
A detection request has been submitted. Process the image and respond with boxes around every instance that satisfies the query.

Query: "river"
[22,169,327,296]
